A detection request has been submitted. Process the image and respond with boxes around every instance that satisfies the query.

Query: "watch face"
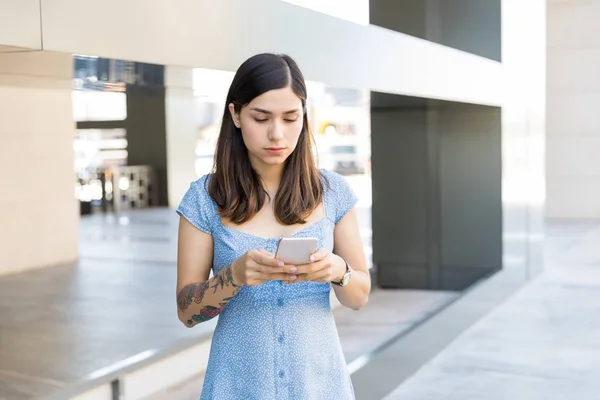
[341,272,351,286]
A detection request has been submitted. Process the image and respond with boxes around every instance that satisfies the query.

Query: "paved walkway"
[385,221,600,400]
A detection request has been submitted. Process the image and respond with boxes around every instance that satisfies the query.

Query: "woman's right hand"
[231,250,298,286]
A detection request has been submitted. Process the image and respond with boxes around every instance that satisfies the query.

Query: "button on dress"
[177,169,358,400]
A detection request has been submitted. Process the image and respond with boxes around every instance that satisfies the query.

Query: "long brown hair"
[208,53,325,225]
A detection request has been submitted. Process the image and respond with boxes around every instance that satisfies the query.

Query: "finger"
[268,273,298,282]
[250,250,284,268]
[253,269,286,281]
[258,265,298,275]
[290,271,313,283]
[293,267,331,283]
[293,264,315,275]
[282,275,299,284]
[309,248,329,263]
[288,275,305,283]
[257,249,275,258]
[252,267,297,281]
[293,261,327,275]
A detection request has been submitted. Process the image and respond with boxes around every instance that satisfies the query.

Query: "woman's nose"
[268,121,284,141]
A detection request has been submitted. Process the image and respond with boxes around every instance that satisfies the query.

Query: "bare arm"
[176,216,242,328]
[177,216,298,327]
[331,208,371,310]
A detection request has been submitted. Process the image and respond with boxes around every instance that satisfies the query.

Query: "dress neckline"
[218,215,327,241]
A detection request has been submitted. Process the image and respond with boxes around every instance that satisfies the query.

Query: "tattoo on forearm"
[178,266,242,325]
[186,297,235,326]
[211,266,240,292]
[177,281,209,312]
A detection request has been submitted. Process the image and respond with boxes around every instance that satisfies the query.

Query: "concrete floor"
[384,220,600,400]
[0,257,217,400]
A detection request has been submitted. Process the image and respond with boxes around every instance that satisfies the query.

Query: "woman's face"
[229,86,304,169]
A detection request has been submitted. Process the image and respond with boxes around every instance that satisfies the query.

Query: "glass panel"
[74,128,128,203]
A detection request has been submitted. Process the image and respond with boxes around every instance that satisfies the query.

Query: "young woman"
[176,53,370,399]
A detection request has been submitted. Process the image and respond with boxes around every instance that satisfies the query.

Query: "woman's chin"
[260,155,289,165]
[249,151,291,168]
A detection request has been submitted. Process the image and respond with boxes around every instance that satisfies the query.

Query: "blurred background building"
[1,0,598,399]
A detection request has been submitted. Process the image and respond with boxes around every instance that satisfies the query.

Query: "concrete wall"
[547,0,600,218]
[0,51,78,276]
[371,95,502,290]
[370,0,426,39]
[126,85,169,207]
[370,0,501,61]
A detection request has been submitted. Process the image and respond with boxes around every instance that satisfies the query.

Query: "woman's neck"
[252,160,284,198]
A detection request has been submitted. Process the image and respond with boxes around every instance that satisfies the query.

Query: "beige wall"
[547,0,600,218]
[165,66,198,208]
[0,51,78,276]
[0,0,41,50]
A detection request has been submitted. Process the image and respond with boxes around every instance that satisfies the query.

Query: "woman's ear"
[228,103,241,128]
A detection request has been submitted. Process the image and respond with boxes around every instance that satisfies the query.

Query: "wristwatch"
[332,259,352,287]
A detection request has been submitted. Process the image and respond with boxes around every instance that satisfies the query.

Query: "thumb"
[309,248,328,263]
[258,249,275,258]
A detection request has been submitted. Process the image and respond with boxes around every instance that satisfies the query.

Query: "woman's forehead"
[246,87,302,112]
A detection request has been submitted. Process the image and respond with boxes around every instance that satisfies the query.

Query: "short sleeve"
[323,170,359,224]
[176,175,214,234]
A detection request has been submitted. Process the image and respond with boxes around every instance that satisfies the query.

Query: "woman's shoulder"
[176,174,217,234]
[188,173,212,195]
[319,169,350,193]
[177,173,216,212]
[319,169,358,224]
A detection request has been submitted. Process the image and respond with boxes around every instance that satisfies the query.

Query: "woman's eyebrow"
[250,107,300,115]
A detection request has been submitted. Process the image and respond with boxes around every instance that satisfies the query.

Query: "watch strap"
[332,259,351,286]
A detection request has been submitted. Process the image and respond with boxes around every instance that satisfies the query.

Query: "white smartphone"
[275,237,319,265]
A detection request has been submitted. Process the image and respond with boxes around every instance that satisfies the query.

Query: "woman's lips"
[265,147,286,155]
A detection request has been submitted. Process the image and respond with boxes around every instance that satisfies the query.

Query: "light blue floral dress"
[176,169,358,400]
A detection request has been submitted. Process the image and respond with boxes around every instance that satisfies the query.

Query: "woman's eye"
[254,118,268,123]
[284,119,298,123]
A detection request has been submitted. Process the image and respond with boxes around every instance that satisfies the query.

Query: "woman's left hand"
[285,248,345,284]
